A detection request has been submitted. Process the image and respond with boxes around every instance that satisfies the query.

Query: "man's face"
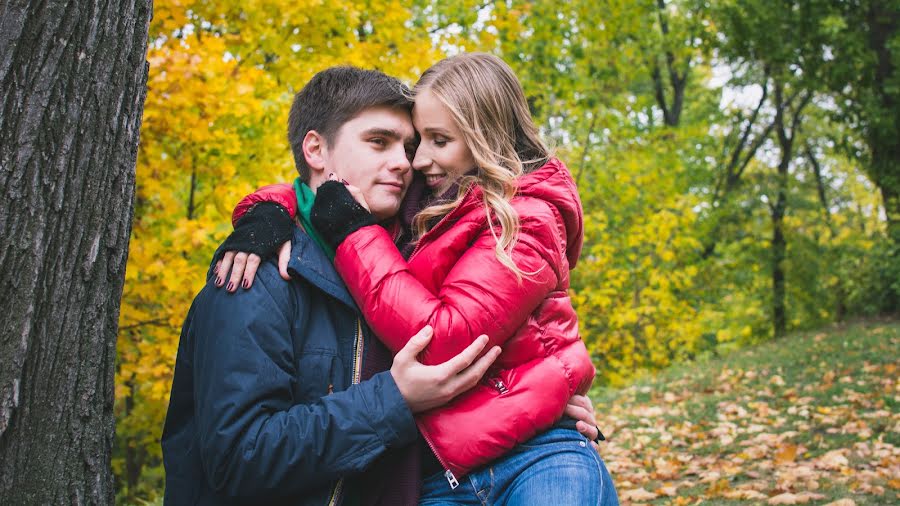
[320,106,416,221]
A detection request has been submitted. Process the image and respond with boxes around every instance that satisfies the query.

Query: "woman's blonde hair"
[413,52,551,276]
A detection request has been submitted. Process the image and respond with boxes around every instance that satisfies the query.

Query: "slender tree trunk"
[0,1,151,504]
[653,0,688,127]
[768,81,809,339]
[771,166,789,339]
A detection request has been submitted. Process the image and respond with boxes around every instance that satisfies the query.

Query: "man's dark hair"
[288,66,413,182]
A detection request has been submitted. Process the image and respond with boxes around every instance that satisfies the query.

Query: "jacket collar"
[287,226,358,310]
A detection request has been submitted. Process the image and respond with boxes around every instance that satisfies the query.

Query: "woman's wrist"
[220,201,295,260]
[310,180,377,249]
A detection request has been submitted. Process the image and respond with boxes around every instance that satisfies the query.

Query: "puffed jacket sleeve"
[231,182,296,227]
[189,265,417,499]
[334,206,563,366]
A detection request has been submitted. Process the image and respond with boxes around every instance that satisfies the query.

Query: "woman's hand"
[328,173,371,212]
[215,241,291,292]
[566,394,605,450]
[310,180,377,250]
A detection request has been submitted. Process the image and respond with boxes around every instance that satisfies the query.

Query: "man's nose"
[388,145,412,173]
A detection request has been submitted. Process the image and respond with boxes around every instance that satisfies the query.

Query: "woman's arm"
[215,183,297,290]
[231,183,296,225]
[333,207,564,366]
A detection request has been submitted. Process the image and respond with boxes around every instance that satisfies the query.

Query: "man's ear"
[302,130,328,178]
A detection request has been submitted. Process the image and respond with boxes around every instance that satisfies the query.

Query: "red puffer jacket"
[234,159,595,482]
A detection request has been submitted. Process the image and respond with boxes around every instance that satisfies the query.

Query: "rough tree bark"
[0,1,151,504]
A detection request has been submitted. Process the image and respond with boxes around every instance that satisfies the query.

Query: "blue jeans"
[419,427,619,506]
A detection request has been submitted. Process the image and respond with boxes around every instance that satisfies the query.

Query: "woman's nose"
[412,146,430,171]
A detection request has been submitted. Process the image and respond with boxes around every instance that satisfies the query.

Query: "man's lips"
[376,181,406,192]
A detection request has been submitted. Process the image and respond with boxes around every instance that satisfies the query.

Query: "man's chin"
[370,202,402,222]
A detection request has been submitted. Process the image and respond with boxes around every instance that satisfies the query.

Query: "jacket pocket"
[295,350,339,401]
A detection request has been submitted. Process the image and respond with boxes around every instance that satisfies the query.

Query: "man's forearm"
[198,370,417,498]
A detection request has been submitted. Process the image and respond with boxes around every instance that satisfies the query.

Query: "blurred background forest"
[116,0,899,500]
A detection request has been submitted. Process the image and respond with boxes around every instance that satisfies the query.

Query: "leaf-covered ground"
[593,320,899,505]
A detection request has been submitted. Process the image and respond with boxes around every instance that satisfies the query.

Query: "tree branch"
[576,113,598,186]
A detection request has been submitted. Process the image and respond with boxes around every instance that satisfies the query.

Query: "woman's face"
[411,89,477,195]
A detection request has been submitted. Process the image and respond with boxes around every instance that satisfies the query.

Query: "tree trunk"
[771,135,789,338]
[771,182,788,339]
[0,1,151,504]
[768,81,809,339]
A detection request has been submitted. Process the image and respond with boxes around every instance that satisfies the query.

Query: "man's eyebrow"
[362,127,417,147]
[361,127,403,139]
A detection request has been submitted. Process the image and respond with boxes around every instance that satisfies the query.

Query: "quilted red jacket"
[233,159,595,482]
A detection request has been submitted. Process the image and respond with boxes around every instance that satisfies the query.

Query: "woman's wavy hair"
[412,52,551,276]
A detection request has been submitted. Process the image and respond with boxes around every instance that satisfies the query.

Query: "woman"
[223,53,617,505]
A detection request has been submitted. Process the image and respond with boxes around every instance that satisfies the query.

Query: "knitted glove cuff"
[310,180,377,249]
[220,201,294,260]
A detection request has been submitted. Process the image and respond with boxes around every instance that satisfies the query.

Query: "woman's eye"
[434,138,448,147]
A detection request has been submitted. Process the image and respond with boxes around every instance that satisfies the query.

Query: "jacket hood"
[515,158,584,268]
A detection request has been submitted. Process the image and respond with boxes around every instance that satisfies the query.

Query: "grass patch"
[592,320,900,504]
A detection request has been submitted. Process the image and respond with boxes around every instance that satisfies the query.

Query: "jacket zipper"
[406,185,487,489]
[408,189,466,489]
[489,377,509,394]
[417,419,460,489]
[326,318,365,506]
[417,374,510,491]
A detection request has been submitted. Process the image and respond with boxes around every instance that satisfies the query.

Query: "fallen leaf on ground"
[723,489,768,500]
[775,444,799,465]
[816,450,849,470]
[619,487,658,502]
[767,492,827,504]
[657,484,678,497]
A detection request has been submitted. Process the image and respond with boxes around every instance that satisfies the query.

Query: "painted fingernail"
[242,279,250,289]
[215,277,223,286]
[226,282,234,291]
[214,264,219,274]
[340,178,349,185]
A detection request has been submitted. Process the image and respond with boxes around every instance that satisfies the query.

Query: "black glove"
[219,202,294,260]
[310,180,377,249]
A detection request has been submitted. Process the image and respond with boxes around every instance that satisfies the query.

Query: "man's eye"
[370,138,387,147]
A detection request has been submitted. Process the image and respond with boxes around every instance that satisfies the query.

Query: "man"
[162,66,601,506]
[162,67,503,506]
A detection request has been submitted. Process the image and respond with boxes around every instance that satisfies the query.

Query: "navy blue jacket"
[162,227,417,505]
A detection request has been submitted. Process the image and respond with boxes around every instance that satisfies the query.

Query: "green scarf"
[293,178,335,260]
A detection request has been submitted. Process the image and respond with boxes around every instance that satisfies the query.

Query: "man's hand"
[565,394,603,449]
[391,326,501,414]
